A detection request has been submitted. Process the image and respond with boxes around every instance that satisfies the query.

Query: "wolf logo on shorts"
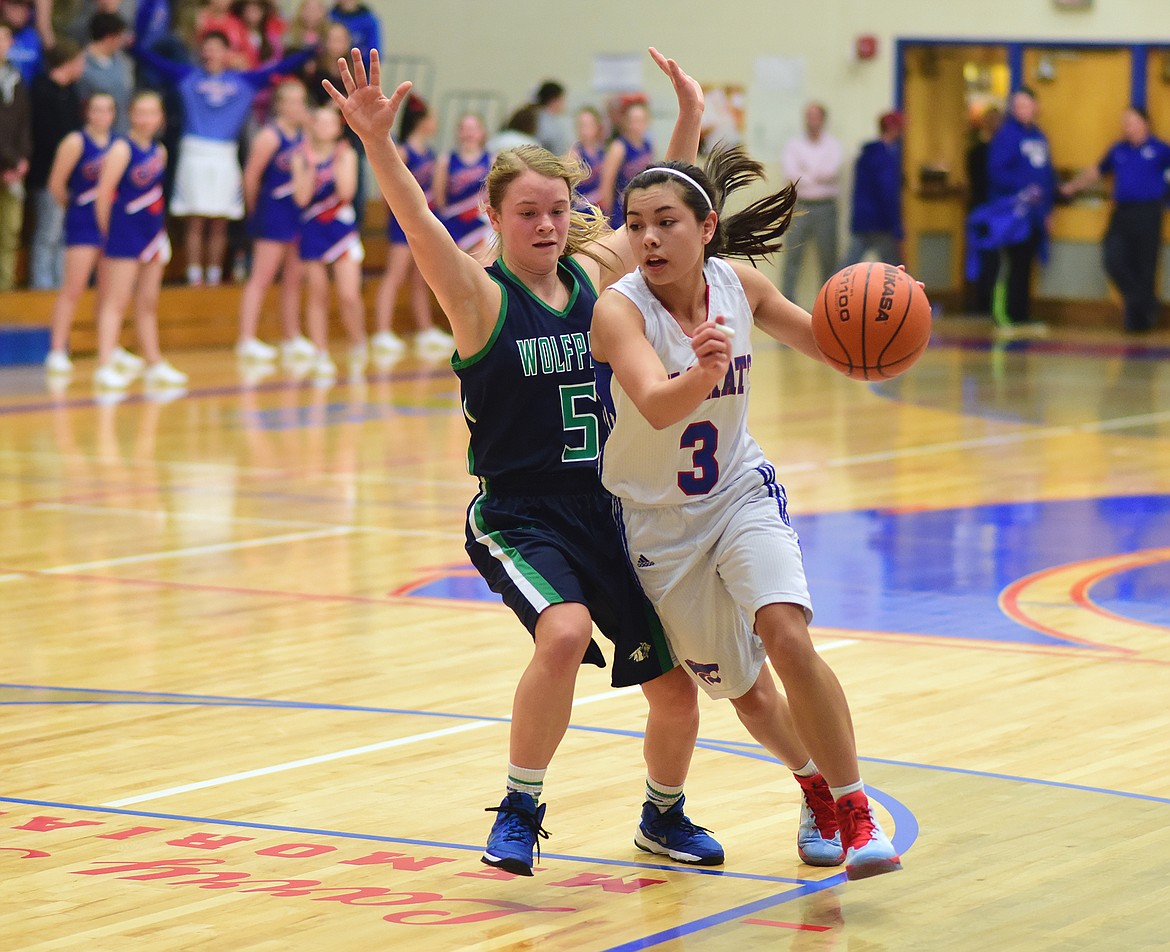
[685,660,722,685]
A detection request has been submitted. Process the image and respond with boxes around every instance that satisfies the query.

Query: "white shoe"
[371,330,406,357]
[112,347,145,377]
[144,360,188,388]
[348,343,368,372]
[239,361,275,387]
[312,353,337,381]
[45,350,73,374]
[415,327,455,354]
[94,363,133,391]
[236,337,278,362]
[281,335,317,364]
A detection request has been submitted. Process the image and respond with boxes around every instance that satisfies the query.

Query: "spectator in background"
[230,0,285,70]
[569,105,606,208]
[485,102,539,155]
[2,0,41,84]
[196,0,251,69]
[599,96,653,229]
[135,29,314,286]
[780,101,843,304]
[78,13,134,136]
[65,0,133,45]
[534,80,571,156]
[328,0,379,67]
[286,0,327,50]
[841,110,905,268]
[0,19,31,291]
[965,105,1002,314]
[28,38,85,290]
[1060,106,1170,334]
[985,86,1055,335]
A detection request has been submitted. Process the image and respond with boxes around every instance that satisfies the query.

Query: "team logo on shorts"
[636,554,655,567]
[685,660,722,685]
[629,642,652,662]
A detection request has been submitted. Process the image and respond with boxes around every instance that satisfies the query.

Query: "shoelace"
[798,779,840,836]
[838,798,877,847]
[654,810,715,839]
[484,802,550,861]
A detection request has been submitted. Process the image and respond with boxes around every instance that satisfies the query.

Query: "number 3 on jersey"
[678,420,719,495]
[559,382,600,463]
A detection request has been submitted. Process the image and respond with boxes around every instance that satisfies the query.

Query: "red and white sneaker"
[794,773,844,867]
[836,790,902,881]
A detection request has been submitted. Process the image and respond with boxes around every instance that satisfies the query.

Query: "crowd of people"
[2,0,691,396]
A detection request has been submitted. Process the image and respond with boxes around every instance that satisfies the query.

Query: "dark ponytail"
[623,142,797,262]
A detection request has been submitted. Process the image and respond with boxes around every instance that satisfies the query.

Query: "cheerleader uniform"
[610,135,654,229]
[249,125,303,243]
[63,131,111,248]
[299,146,363,264]
[571,141,606,209]
[439,149,492,251]
[388,141,435,245]
[104,137,171,263]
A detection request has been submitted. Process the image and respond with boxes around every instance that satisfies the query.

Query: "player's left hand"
[650,47,704,117]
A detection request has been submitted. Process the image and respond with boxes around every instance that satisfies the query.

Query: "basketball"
[811,262,932,381]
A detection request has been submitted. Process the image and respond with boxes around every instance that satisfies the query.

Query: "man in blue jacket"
[984,86,1056,334]
[1061,106,1170,334]
[841,110,904,268]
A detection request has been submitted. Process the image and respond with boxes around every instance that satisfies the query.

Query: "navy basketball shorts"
[465,486,676,687]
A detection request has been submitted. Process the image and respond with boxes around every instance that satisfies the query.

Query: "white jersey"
[599,257,767,507]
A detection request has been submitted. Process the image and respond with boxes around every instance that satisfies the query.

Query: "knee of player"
[754,603,815,661]
[641,667,699,717]
[533,605,595,666]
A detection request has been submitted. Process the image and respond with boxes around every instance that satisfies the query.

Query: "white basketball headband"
[641,166,714,212]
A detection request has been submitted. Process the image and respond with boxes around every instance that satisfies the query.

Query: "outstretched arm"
[323,49,499,356]
[590,47,706,291]
[733,261,824,364]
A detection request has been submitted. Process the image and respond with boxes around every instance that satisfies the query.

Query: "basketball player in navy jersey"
[323,46,761,877]
[592,149,902,880]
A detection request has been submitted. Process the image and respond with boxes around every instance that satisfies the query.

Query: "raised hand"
[322,48,409,148]
[650,47,704,118]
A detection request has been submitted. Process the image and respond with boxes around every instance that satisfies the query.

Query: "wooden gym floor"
[1,301,1169,950]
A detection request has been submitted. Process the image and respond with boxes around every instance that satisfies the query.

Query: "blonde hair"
[485,145,613,264]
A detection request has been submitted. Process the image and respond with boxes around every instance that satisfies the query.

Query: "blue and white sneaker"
[481,791,548,876]
[837,791,902,881]
[634,796,724,866]
[795,773,845,867]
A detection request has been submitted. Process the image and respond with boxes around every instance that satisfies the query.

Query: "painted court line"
[102,687,641,808]
[0,526,356,585]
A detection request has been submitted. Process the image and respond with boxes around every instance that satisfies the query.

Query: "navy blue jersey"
[454,256,604,482]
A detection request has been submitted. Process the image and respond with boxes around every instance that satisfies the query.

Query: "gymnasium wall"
[362,0,1165,171]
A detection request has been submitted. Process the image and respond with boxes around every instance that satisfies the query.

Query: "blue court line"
[0,795,810,887]
[602,880,841,952]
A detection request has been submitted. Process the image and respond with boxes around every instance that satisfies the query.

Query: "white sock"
[506,763,545,803]
[829,780,865,801]
[186,264,203,284]
[645,778,685,813]
[206,265,223,286]
[792,759,820,778]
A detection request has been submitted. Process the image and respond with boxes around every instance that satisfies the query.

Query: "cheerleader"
[44,92,116,376]
[236,77,313,366]
[568,105,606,209]
[292,103,367,381]
[370,93,437,361]
[599,98,654,229]
[435,111,492,260]
[93,90,187,392]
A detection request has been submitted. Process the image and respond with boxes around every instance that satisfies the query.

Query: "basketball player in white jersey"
[592,146,903,881]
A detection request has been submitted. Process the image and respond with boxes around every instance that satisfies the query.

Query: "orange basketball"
[811,262,932,381]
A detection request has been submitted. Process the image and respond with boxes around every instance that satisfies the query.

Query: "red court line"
[1067,553,1170,629]
[0,566,507,613]
[999,569,1138,653]
[742,918,832,932]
